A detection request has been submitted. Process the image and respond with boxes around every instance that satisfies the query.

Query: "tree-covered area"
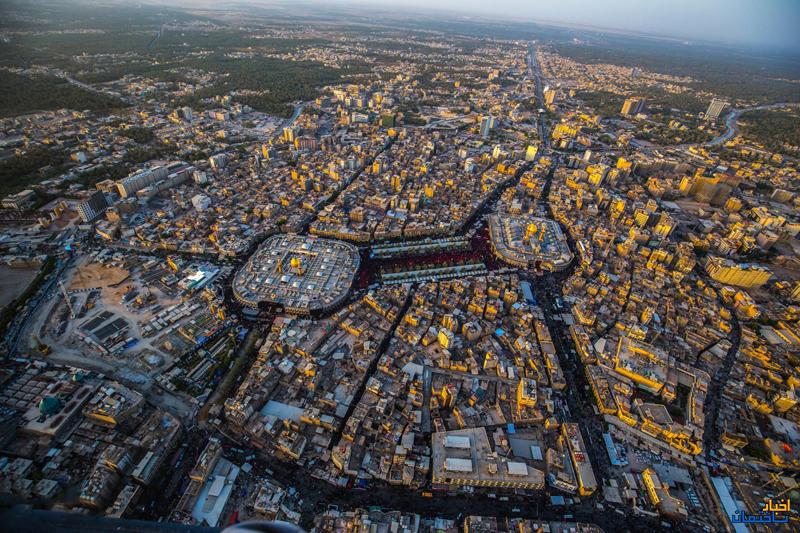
[553,40,800,105]
[637,124,713,146]
[739,108,800,155]
[0,1,207,70]
[120,126,155,144]
[0,0,202,32]
[0,141,180,197]
[646,89,706,115]
[175,56,350,117]
[123,142,177,165]
[577,88,707,118]
[576,90,626,118]
[0,0,355,118]
[0,72,126,118]
[72,32,312,83]
[0,146,70,197]
[77,62,189,85]
[1,33,349,119]
[72,164,129,189]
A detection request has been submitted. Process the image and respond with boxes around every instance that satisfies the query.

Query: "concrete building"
[191,194,211,211]
[705,98,729,121]
[641,468,688,520]
[479,115,495,138]
[704,257,772,288]
[488,214,573,271]
[431,427,545,490]
[83,382,144,426]
[561,423,597,496]
[613,336,669,395]
[621,97,645,116]
[77,191,110,223]
[1,190,36,210]
[117,166,169,198]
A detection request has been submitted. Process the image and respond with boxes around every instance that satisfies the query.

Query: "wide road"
[527,43,550,148]
[697,271,742,460]
[631,101,800,153]
[706,102,800,147]
[284,102,305,130]
[213,433,668,533]
[563,101,799,156]
[637,157,744,467]
[5,256,67,357]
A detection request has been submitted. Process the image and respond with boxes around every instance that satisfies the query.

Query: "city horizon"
[143,0,800,52]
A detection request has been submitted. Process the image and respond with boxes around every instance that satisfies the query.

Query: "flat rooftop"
[233,234,359,313]
[562,423,597,494]
[431,427,545,488]
[614,336,669,389]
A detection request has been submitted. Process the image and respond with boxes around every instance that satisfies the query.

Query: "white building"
[191,194,211,211]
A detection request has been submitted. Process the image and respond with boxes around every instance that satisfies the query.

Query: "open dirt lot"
[68,262,129,291]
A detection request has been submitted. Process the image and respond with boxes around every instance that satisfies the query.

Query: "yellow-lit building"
[791,282,800,302]
[516,378,537,412]
[552,123,578,140]
[621,97,645,116]
[438,328,455,349]
[705,257,772,288]
[613,336,668,394]
[562,423,597,496]
[641,468,688,519]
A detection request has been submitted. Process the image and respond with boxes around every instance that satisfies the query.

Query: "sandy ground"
[50,213,76,230]
[0,265,38,308]
[68,262,129,291]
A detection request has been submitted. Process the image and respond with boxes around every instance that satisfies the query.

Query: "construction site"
[22,250,231,422]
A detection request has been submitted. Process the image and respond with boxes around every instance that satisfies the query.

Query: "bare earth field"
[68,262,129,291]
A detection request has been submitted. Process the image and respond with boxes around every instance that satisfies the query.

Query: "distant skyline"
[153,0,799,51]
[289,0,800,51]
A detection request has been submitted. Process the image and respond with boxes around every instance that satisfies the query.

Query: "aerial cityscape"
[0,1,798,532]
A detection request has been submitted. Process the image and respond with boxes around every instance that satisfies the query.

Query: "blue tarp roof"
[603,433,622,466]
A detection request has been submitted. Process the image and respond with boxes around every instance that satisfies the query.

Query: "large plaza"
[488,214,573,271]
[232,234,360,315]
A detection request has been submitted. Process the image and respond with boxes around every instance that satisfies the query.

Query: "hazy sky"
[335,0,800,50]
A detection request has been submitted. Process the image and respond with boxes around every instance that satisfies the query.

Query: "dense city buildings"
[0,1,798,532]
